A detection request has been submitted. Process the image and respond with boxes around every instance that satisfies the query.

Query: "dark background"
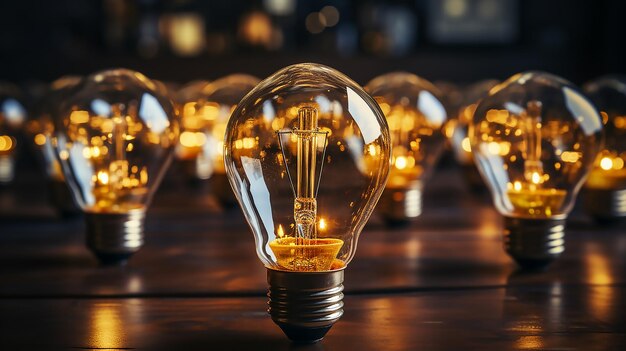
[0,0,624,86]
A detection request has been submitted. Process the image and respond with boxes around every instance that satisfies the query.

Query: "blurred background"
[1,0,624,86]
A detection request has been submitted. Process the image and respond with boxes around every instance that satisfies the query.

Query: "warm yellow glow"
[0,135,14,152]
[277,224,285,238]
[34,133,47,146]
[487,141,510,156]
[513,181,522,192]
[89,303,124,349]
[70,110,90,124]
[461,137,472,153]
[560,151,581,163]
[531,171,542,185]
[507,187,567,217]
[269,237,344,271]
[318,218,327,230]
[180,131,207,148]
[600,157,613,171]
[394,156,408,170]
[97,170,109,185]
[614,157,624,170]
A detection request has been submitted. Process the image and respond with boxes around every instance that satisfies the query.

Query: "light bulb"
[224,63,390,342]
[54,69,178,265]
[450,79,499,191]
[176,74,259,189]
[470,71,603,269]
[582,76,626,221]
[0,83,27,184]
[365,72,447,225]
[30,76,82,216]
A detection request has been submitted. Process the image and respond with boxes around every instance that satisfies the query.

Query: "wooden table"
[1,165,625,350]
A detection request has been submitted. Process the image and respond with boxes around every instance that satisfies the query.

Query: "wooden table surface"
[1,164,625,350]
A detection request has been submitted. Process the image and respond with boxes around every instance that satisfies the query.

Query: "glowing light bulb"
[365,72,447,225]
[450,80,500,191]
[469,72,603,269]
[582,76,626,221]
[224,63,390,342]
[54,69,178,265]
[0,82,27,184]
[175,75,259,197]
[29,76,82,215]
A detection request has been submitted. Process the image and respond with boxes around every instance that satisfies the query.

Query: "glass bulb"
[176,74,259,183]
[365,72,447,223]
[54,69,178,264]
[470,71,603,268]
[224,63,390,342]
[582,75,626,220]
[0,82,27,184]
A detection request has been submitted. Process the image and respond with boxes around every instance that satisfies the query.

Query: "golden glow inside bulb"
[224,63,391,272]
[54,69,177,214]
[582,76,626,191]
[470,72,603,218]
[365,72,447,191]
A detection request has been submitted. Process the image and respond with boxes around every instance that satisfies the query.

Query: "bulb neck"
[48,179,81,217]
[378,181,422,227]
[503,216,565,270]
[0,154,15,184]
[267,268,344,343]
[85,209,146,265]
[583,187,626,223]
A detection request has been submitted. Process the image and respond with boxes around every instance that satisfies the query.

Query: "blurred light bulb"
[175,75,259,191]
[365,72,447,225]
[224,63,390,342]
[470,72,603,269]
[54,69,178,265]
[0,83,27,184]
[30,76,82,216]
[450,79,499,191]
[582,76,626,222]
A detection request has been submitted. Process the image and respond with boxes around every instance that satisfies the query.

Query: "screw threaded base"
[267,268,344,343]
[85,209,146,265]
[378,181,422,227]
[503,216,565,270]
[583,187,626,222]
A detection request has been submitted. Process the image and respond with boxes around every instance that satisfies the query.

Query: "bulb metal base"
[267,268,344,343]
[0,155,15,184]
[503,216,565,270]
[378,181,422,227]
[583,187,626,223]
[85,209,146,265]
[48,179,81,217]
[211,172,237,208]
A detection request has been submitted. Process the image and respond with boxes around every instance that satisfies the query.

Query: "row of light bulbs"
[0,64,624,342]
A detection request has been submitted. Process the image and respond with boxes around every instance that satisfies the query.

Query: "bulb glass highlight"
[176,75,259,180]
[54,69,178,214]
[225,63,390,272]
[470,72,603,218]
[365,72,447,190]
[583,76,626,190]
